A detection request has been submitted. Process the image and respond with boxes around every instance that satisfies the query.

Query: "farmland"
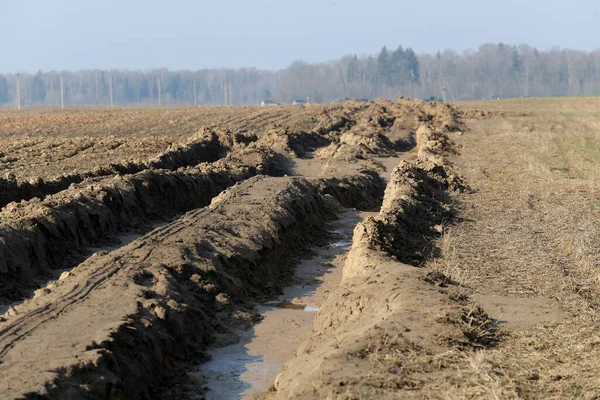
[0,98,598,399]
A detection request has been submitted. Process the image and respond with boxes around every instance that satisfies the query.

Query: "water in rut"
[197,209,372,399]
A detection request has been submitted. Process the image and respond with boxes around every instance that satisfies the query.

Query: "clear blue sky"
[2,0,599,73]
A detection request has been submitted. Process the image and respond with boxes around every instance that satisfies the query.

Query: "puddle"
[263,300,319,312]
[195,209,371,400]
[200,330,281,400]
[331,241,352,248]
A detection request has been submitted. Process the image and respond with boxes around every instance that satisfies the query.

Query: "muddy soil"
[272,127,478,399]
[0,176,339,399]
[0,155,277,302]
[0,104,346,184]
[194,210,369,400]
[0,99,466,399]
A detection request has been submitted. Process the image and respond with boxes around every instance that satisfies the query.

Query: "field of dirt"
[1,96,596,399]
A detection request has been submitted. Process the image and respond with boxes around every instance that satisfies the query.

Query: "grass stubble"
[422,98,600,399]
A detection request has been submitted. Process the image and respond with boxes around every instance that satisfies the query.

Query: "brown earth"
[270,97,600,400]
[0,99,498,399]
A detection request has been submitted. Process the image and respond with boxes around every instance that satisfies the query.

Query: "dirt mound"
[0,128,229,209]
[271,163,487,398]
[271,111,500,399]
[0,174,382,399]
[0,152,285,303]
[311,169,386,211]
[415,124,458,160]
[0,100,476,399]
[315,103,398,161]
[314,100,465,164]
[346,160,465,269]
[255,124,331,158]
[414,99,465,132]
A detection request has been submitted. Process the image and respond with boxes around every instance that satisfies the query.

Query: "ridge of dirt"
[0,100,460,210]
[344,159,464,269]
[0,127,234,209]
[255,124,333,158]
[311,169,386,211]
[315,102,404,162]
[0,99,471,399]
[270,107,501,399]
[315,99,462,166]
[0,174,384,399]
[0,150,285,303]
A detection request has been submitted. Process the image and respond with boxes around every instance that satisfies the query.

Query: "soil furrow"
[269,112,489,399]
[0,99,468,399]
[0,128,230,208]
[0,151,285,303]
[0,173,383,399]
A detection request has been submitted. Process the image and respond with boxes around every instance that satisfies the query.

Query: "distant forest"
[3,43,600,107]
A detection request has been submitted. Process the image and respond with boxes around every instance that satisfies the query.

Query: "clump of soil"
[352,159,464,266]
[271,105,500,400]
[256,124,332,158]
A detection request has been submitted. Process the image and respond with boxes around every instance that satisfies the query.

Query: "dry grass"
[430,231,477,297]
[423,97,600,398]
[332,97,600,399]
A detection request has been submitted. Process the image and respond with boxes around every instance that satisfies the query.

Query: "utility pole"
[443,78,456,102]
[337,62,348,100]
[15,73,21,110]
[157,76,162,106]
[108,72,113,107]
[193,80,197,107]
[60,72,65,109]
[95,73,99,105]
[223,81,228,106]
[228,81,232,105]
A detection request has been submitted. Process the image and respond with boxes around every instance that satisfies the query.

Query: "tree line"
[2,43,600,107]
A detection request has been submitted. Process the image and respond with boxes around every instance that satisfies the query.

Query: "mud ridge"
[0,150,282,303]
[0,173,382,399]
[0,127,234,209]
[255,124,333,158]
[272,108,498,399]
[347,159,465,266]
[311,169,386,211]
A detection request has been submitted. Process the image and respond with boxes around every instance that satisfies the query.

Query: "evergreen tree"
[511,48,522,72]
[31,71,46,103]
[377,46,392,85]
[0,76,8,104]
[405,48,420,83]
[347,55,359,83]
[390,46,406,85]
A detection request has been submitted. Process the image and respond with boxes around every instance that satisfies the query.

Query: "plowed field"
[1,97,597,399]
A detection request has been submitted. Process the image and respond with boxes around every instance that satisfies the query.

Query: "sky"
[2,0,599,73]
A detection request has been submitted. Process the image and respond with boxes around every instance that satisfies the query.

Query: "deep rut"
[0,99,465,399]
[196,209,370,399]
